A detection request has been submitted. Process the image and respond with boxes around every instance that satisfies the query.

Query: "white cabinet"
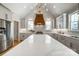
[57,35,78,51]
[20,33,32,41]
[48,33,58,39]
[70,39,79,52]
[0,5,12,20]
[56,13,67,29]
[64,37,73,48]
[57,35,68,46]
[48,33,79,53]
[0,34,6,53]
[58,35,65,44]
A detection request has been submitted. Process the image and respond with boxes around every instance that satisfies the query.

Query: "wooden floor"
[0,40,22,56]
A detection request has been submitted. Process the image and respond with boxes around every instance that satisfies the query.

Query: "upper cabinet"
[69,10,79,31]
[56,13,67,29]
[0,5,12,20]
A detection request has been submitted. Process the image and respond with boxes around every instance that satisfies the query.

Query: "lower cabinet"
[65,37,74,49]
[53,34,58,39]
[57,35,79,53]
[71,39,79,53]
[48,33,79,54]
[6,39,13,49]
[58,35,63,43]
[47,33,58,39]
[0,40,4,53]
[20,33,32,41]
[0,35,7,53]
[58,35,68,46]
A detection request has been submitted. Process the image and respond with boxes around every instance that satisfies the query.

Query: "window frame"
[45,18,52,30]
[27,19,34,30]
[69,10,79,32]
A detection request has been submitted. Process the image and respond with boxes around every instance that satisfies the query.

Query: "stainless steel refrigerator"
[0,19,12,53]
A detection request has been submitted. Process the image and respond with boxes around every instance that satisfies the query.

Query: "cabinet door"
[20,33,32,41]
[0,35,5,53]
[0,19,5,28]
[20,33,26,40]
[57,35,63,45]
[61,36,67,45]
[65,37,79,52]
[54,34,58,39]
[57,35,71,48]
[71,39,79,52]
[64,37,72,48]
[57,35,62,42]
[59,36,67,45]
[50,34,56,39]
[48,33,58,39]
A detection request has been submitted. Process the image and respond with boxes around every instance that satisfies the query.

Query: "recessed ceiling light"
[46,9,48,11]
[53,5,56,8]
[24,6,26,8]
[31,7,33,9]
[42,5,45,8]
[44,3,47,6]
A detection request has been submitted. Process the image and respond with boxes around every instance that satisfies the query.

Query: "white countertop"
[47,32,79,40]
[55,33,79,40]
[3,34,78,56]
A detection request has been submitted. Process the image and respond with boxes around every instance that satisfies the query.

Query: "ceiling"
[2,3,37,18]
[46,3,78,17]
[2,3,78,19]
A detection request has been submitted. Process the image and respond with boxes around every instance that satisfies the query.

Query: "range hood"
[34,14,45,25]
[34,4,45,25]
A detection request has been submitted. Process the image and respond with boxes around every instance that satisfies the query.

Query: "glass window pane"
[28,20,34,30]
[45,21,52,30]
[71,12,78,31]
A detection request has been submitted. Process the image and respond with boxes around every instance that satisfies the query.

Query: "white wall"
[20,10,55,33]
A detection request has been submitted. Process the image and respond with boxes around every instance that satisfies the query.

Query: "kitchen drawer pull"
[70,42,73,48]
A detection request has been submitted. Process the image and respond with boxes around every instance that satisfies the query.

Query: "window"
[70,12,79,31]
[45,18,52,30]
[56,13,66,29]
[28,19,34,30]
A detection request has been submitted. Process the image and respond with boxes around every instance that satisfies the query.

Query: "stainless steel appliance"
[0,19,6,53]
[5,21,12,49]
[0,19,12,53]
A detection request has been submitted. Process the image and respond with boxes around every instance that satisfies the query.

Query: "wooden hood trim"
[34,14,45,25]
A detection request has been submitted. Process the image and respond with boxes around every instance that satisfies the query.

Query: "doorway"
[14,21,19,46]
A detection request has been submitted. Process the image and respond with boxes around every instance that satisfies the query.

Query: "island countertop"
[3,34,78,56]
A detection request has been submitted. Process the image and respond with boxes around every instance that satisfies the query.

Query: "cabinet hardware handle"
[70,42,73,48]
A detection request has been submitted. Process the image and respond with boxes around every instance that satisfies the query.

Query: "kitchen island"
[3,34,78,56]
